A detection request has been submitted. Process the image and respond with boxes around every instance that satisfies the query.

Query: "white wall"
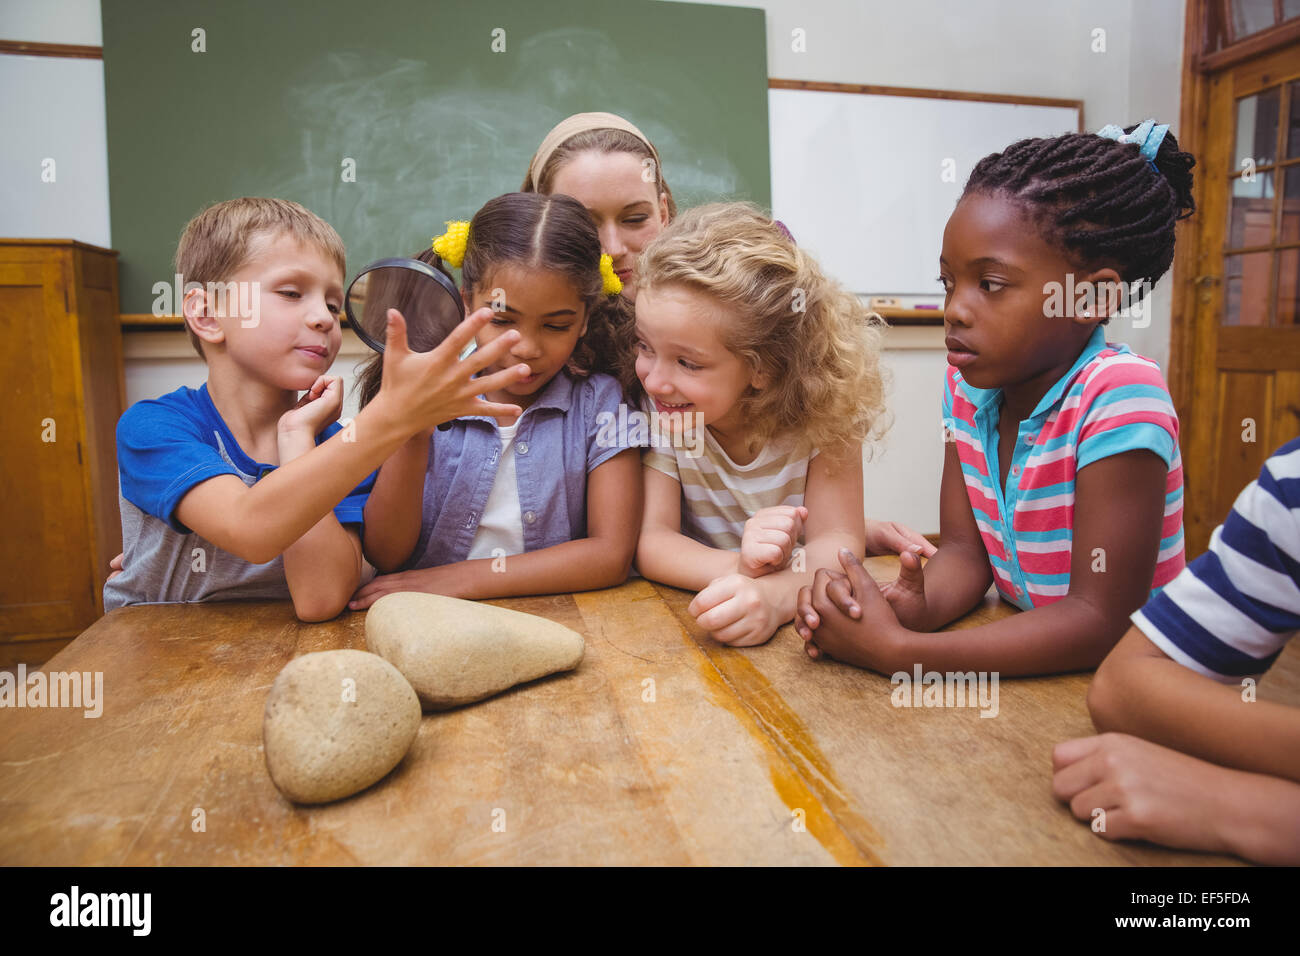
[3,0,1186,533]
[0,0,101,44]
[0,1,109,248]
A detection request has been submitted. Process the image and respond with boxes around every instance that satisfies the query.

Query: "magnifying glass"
[344,257,464,353]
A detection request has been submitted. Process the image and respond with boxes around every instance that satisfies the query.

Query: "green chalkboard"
[102,0,770,313]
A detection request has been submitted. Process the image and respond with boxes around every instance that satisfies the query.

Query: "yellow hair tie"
[599,254,623,296]
[431,220,470,268]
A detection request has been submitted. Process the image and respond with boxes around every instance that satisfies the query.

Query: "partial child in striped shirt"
[632,203,930,647]
[1054,438,1300,865]
[798,121,1195,675]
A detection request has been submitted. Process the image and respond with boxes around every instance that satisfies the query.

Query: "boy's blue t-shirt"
[103,384,374,611]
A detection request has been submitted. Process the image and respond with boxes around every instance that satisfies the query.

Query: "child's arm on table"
[1087,627,1300,782]
[1051,732,1300,865]
[689,450,865,646]
[634,465,745,587]
[273,375,364,620]
[875,441,997,632]
[865,519,937,558]
[800,449,1169,675]
[361,429,432,573]
[797,440,992,649]
[349,448,642,606]
[174,309,526,566]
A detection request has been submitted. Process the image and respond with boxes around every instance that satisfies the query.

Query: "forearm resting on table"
[635,528,738,590]
[897,594,1121,676]
[449,535,635,599]
[179,394,413,565]
[362,430,431,572]
[1217,772,1300,865]
[910,541,995,631]
[1089,627,1300,783]
[283,519,362,621]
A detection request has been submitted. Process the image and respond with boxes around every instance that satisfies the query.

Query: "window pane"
[1285,0,1300,21]
[1223,251,1273,325]
[1284,167,1300,243]
[1235,88,1280,170]
[1279,249,1299,326]
[1289,82,1300,158]
[1229,170,1275,247]
[1232,0,1277,37]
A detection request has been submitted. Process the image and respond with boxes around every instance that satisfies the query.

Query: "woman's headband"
[525,111,664,192]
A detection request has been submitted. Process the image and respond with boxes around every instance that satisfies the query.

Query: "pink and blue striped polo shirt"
[941,325,1185,610]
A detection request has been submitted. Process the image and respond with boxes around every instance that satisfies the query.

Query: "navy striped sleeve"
[1131,437,1300,681]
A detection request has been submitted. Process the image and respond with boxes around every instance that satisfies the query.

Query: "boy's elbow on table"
[1085,652,1129,733]
[292,588,351,623]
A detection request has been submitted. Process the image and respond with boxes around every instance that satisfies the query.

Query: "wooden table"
[3,557,1297,865]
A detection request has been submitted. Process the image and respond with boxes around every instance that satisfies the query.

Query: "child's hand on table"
[689,573,785,647]
[348,565,468,610]
[878,546,932,630]
[865,519,936,558]
[796,549,907,671]
[1051,732,1288,863]
[738,505,808,577]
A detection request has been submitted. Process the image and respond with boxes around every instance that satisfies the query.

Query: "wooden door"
[1179,41,1300,556]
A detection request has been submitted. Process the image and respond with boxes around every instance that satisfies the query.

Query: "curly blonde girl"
[635,202,890,461]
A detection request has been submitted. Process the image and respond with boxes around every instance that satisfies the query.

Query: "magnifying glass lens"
[346,261,464,354]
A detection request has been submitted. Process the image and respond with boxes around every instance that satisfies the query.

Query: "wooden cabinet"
[0,240,123,666]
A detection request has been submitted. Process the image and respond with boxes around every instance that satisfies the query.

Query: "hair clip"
[432,221,470,268]
[599,254,623,296]
[1096,119,1169,174]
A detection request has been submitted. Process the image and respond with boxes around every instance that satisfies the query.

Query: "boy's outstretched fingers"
[433,305,493,360]
[383,307,410,353]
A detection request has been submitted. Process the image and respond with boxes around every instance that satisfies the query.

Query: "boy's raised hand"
[378,307,528,430]
[278,374,344,438]
[739,505,808,577]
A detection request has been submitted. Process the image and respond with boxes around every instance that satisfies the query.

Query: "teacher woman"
[522,112,674,303]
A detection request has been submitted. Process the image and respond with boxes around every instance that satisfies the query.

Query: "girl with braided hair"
[797,121,1198,677]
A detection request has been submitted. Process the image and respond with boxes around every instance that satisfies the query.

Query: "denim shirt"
[404,369,632,569]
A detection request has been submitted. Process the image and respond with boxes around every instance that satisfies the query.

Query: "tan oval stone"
[262,649,420,804]
[365,592,585,710]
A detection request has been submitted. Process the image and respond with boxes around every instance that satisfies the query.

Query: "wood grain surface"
[3,557,1296,865]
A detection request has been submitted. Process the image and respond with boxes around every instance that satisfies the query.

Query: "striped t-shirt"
[644,427,818,551]
[1133,438,1299,681]
[942,325,1185,610]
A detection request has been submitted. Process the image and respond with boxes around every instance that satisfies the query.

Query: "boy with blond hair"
[104,197,529,620]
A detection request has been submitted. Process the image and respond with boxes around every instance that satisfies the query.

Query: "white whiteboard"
[769,88,1080,295]
[0,53,111,247]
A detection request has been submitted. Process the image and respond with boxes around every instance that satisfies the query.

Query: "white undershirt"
[467,421,526,560]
